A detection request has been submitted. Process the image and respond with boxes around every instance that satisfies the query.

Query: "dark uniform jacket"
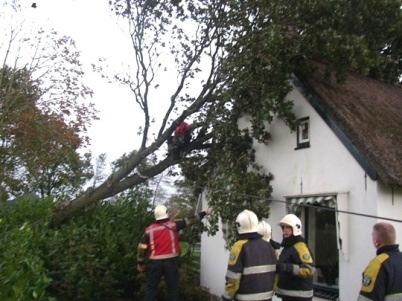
[223,232,277,301]
[358,244,402,301]
[276,235,314,300]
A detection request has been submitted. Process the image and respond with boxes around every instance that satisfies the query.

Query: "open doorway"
[304,204,339,300]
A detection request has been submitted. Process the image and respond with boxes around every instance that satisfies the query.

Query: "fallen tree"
[54,0,402,226]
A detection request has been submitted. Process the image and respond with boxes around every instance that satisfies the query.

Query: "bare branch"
[157,21,221,137]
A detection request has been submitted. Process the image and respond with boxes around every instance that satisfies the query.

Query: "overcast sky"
[0,0,185,197]
[0,0,158,163]
[26,0,141,162]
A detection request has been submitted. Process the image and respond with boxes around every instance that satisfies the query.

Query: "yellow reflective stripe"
[360,253,389,293]
[236,291,274,301]
[276,288,314,298]
[228,240,247,266]
[294,242,313,264]
[243,264,276,275]
[226,270,242,280]
[224,278,240,298]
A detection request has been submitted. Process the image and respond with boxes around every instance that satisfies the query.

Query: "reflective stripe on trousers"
[236,291,274,301]
[276,287,313,298]
[358,293,402,301]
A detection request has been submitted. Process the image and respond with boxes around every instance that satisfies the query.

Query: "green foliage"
[0,197,54,301]
[45,0,402,225]
[0,192,218,300]
[0,6,97,200]
[0,189,151,300]
[45,188,152,300]
[166,180,208,245]
[182,125,273,246]
[154,0,402,245]
[0,66,94,200]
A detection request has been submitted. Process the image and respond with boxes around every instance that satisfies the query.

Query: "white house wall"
[251,86,380,301]
[376,183,402,244]
[200,191,230,296]
[200,85,396,300]
[200,221,229,296]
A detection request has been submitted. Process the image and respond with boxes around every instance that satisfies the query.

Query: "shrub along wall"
[0,192,217,301]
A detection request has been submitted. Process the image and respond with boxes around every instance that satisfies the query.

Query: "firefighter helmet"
[236,209,259,234]
[279,214,302,236]
[257,220,272,241]
[154,204,169,220]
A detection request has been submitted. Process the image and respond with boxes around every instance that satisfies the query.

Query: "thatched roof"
[295,66,402,187]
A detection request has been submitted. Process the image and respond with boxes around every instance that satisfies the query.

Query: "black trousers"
[144,257,180,301]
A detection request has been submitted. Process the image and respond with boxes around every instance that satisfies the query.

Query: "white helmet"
[279,214,302,236]
[236,210,259,234]
[154,205,169,220]
[257,220,272,241]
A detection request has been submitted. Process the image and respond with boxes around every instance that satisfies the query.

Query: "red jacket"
[174,122,191,137]
[145,220,184,260]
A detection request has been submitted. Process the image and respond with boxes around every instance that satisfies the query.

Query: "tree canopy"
[53,0,402,228]
[0,5,97,200]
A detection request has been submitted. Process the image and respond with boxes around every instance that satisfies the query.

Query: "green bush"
[44,188,153,300]
[0,190,152,301]
[0,189,218,301]
[0,197,53,301]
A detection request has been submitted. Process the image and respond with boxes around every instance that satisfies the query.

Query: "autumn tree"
[54,0,402,227]
[0,4,96,200]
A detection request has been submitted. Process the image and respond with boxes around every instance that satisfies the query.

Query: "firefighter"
[222,210,277,301]
[276,214,314,301]
[137,204,209,301]
[167,121,193,157]
[358,222,402,301]
[258,220,281,255]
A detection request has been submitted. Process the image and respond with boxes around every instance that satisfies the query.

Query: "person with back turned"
[358,222,402,301]
[137,204,209,301]
[222,209,277,301]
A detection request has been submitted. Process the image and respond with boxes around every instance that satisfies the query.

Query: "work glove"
[276,263,293,273]
[137,263,146,273]
[198,208,212,220]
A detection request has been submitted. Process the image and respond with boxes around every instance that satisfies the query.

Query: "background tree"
[0,4,96,200]
[54,0,402,231]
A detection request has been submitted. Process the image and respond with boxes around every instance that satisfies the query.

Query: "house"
[199,65,402,301]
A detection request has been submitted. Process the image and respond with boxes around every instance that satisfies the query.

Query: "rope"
[210,190,402,223]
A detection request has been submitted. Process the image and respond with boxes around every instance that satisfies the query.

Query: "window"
[286,195,339,300]
[295,117,310,149]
